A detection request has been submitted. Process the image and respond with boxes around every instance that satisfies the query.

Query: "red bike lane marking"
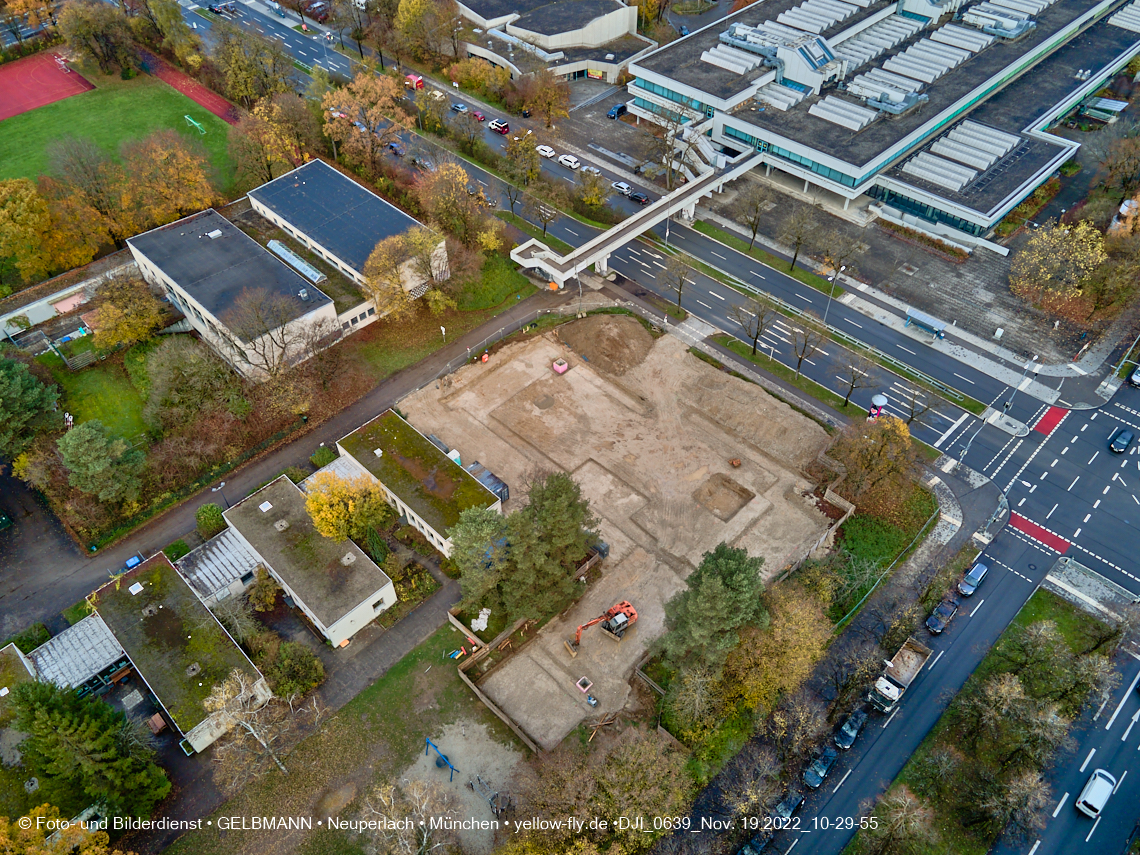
[1033,406,1067,435]
[1008,511,1070,553]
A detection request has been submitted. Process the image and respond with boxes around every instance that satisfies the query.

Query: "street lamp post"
[1002,356,1039,415]
[822,265,845,326]
[212,481,230,510]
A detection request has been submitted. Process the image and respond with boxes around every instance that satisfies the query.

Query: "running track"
[0,52,94,121]
[139,50,241,125]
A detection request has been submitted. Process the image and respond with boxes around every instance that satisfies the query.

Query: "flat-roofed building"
[336,410,502,558]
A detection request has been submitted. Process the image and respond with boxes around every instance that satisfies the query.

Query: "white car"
[582,165,602,176]
[536,145,556,158]
[612,181,632,196]
[558,154,580,169]
[1076,769,1116,818]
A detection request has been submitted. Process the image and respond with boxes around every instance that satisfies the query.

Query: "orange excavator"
[564,601,637,657]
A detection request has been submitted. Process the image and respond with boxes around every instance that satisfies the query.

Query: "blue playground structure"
[425,738,458,782]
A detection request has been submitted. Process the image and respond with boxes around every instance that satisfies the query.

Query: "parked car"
[679,24,690,35]
[536,145,556,158]
[630,191,651,205]
[410,155,435,171]
[387,141,405,156]
[612,181,632,195]
[834,708,868,750]
[607,103,628,119]
[558,154,580,169]
[1110,429,1134,454]
[1076,769,1116,818]
[1130,365,1140,387]
[925,596,960,634]
[429,90,445,101]
[466,183,480,195]
[582,165,602,176]
[737,833,772,855]
[208,2,236,13]
[770,791,803,821]
[489,119,509,134]
[804,745,839,789]
[450,102,468,113]
[957,561,988,596]
[304,1,328,21]
[472,110,486,122]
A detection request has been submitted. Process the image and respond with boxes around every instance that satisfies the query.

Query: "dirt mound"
[557,314,653,376]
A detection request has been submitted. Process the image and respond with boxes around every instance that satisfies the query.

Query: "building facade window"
[632,78,704,113]
[868,186,985,236]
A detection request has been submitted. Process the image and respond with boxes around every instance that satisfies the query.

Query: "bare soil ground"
[399,316,831,750]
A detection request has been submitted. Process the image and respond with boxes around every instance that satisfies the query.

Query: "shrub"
[163,539,190,561]
[310,446,337,468]
[3,623,50,654]
[250,632,325,696]
[282,466,307,484]
[248,567,281,613]
[839,515,910,567]
[196,503,226,539]
[395,524,435,556]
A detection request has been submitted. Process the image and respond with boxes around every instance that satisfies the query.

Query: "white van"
[1076,769,1116,818]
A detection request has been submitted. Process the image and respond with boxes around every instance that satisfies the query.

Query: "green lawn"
[37,352,147,441]
[0,72,235,192]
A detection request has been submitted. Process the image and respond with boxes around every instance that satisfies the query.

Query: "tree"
[413,85,449,134]
[828,415,918,501]
[728,293,777,356]
[659,542,767,668]
[823,640,881,716]
[969,768,1050,839]
[1009,220,1107,302]
[577,170,612,209]
[956,672,1030,750]
[211,594,260,644]
[899,385,937,426]
[395,0,442,58]
[0,356,60,458]
[502,472,598,617]
[221,287,308,378]
[505,132,541,186]
[363,232,419,322]
[57,420,144,504]
[0,177,52,285]
[91,274,164,350]
[150,0,202,68]
[304,471,394,542]
[44,137,137,248]
[447,505,510,608]
[0,804,134,854]
[121,130,218,227]
[764,691,825,762]
[360,778,461,854]
[248,566,281,612]
[780,204,819,272]
[197,502,227,538]
[451,109,485,155]
[727,747,782,818]
[665,665,724,739]
[417,161,485,246]
[523,68,570,129]
[663,253,693,311]
[861,785,937,855]
[524,195,559,238]
[731,182,773,249]
[11,681,171,818]
[836,352,873,406]
[253,93,322,169]
[59,0,136,74]
[206,669,297,792]
[211,21,292,109]
[790,311,825,377]
[144,336,248,432]
[640,104,701,191]
[1086,118,1140,202]
[820,228,862,279]
[323,72,410,177]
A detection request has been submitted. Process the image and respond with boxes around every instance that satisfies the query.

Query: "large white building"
[625,0,1140,238]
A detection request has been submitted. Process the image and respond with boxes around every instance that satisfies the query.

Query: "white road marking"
[793,293,813,302]
[710,291,725,300]
[1052,794,1069,817]
[1069,476,1080,491]
[845,318,863,328]
[1047,503,1057,519]
[653,261,666,270]
[1104,485,1111,495]
[928,650,945,669]
[711,251,727,260]
[970,598,985,617]
[1089,452,1100,465]
[565,227,578,236]
[832,769,852,793]
[1107,669,1140,730]
[1084,514,1091,523]
[934,412,969,449]
[1080,748,1096,772]
[1018,498,1026,507]
[1087,816,1101,842]
[1123,709,1140,742]
[628,247,640,256]
[884,708,899,728]
[1074,527,1082,537]
[896,344,917,355]
[1094,500,1101,508]
[953,372,975,384]
[751,270,766,279]
[697,300,712,309]
[1114,770,1127,793]
[1051,459,1058,467]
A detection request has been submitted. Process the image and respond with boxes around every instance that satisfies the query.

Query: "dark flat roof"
[248,160,422,274]
[557,33,654,64]
[636,0,893,101]
[127,209,330,330]
[514,0,622,35]
[885,15,1140,213]
[733,0,1112,169]
[224,477,393,630]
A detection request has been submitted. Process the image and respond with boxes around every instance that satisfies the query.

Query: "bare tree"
[765,691,826,762]
[861,785,937,855]
[359,779,460,854]
[900,385,938,426]
[641,105,703,190]
[836,352,874,406]
[779,205,820,272]
[221,287,310,379]
[820,228,863,279]
[523,195,559,237]
[823,638,881,717]
[728,747,782,818]
[210,594,260,644]
[205,669,288,791]
[791,311,826,377]
[663,253,695,311]
[731,182,774,250]
[729,294,778,356]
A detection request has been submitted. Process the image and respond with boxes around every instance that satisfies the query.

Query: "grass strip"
[691,220,840,296]
[496,211,574,254]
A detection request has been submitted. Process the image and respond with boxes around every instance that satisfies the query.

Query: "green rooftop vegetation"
[339,410,498,533]
[94,557,259,733]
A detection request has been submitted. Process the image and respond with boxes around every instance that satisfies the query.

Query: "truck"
[868,638,932,713]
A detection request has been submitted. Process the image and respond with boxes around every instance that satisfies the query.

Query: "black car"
[410,155,435,171]
[208,2,236,13]
[737,833,772,855]
[957,561,988,596]
[770,791,803,821]
[834,708,868,750]
[804,745,839,789]
[630,191,651,205]
[925,596,960,634]
[1110,430,1134,454]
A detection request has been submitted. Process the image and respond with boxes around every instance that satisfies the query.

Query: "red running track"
[0,52,95,122]
[1009,511,1070,553]
[139,50,240,126]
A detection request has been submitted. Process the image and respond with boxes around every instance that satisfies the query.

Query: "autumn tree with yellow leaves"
[0,804,135,855]
[91,273,165,350]
[1009,219,1107,303]
[322,72,412,178]
[304,471,394,543]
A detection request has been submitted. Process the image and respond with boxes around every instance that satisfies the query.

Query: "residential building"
[625,0,1140,240]
[224,476,398,648]
[336,410,503,559]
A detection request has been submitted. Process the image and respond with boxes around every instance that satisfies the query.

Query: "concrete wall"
[326,583,399,647]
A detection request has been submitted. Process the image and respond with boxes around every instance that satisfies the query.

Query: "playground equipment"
[425,737,458,782]
[184,115,206,135]
[468,775,511,816]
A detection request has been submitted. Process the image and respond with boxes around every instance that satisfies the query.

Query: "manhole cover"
[900,263,919,276]
[1028,563,1037,571]
[535,395,555,410]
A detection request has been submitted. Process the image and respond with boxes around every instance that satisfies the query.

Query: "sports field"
[0,72,236,191]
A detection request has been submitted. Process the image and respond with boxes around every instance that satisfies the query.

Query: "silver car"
[957,562,988,596]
